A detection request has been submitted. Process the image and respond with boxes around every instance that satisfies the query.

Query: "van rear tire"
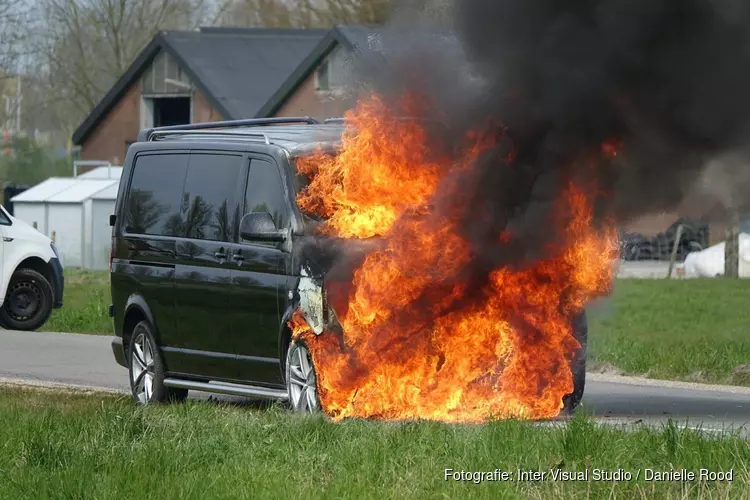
[128,320,188,404]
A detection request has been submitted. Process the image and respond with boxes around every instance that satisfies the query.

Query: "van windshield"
[292,154,335,225]
[292,147,338,225]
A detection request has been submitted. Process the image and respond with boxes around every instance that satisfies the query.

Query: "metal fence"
[617,219,711,279]
[618,219,710,263]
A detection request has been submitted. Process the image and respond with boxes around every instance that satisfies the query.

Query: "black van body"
[108,118,588,411]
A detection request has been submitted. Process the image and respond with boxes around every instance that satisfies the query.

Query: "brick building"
[71,27,329,164]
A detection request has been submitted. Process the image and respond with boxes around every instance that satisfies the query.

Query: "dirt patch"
[731,365,750,386]
[685,370,708,383]
[588,362,624,376]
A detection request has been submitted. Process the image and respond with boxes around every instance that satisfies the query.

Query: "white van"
[0,204,64,330]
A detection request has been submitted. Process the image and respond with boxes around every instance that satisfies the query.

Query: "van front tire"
[562,311,587,414]
[0,268,54,331]
[286,340,321,413]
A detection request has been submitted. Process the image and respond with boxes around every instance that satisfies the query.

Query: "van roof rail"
[138,117,320,142]
[148,130,272,145]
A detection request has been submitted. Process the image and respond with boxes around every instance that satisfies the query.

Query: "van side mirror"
[239,212,287,242]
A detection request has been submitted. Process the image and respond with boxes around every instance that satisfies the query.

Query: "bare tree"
[0,0,29,130]
[217,0,297,27]
[0,0,26,71]
[33,0,219,137]
[304,0,391,25]
[217,0,392,28]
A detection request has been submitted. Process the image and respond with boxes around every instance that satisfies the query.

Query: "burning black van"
[108,118,588,418]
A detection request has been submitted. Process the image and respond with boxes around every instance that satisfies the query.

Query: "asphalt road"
[1,329,749,435]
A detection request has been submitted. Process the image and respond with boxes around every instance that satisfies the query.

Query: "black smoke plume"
[336,0,750,279]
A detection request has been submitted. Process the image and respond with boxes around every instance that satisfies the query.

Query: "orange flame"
[297,94,443,239]
[292,95,616,423]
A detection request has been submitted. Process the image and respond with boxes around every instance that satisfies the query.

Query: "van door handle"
[232,253,244,262]
[214,250,227,259]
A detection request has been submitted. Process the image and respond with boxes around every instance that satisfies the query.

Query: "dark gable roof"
[166,28,328,120]
[255,24,384,118]
[72,27,327,146]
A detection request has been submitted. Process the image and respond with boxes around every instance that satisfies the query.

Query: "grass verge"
[0,387,747,499]
[588,279,750,386]
[42,269,111,334]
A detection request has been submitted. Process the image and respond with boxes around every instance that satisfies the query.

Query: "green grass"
[42,270,750,387]
[42,269,111,335]
[0,387,746,499]
[588,279,750,386]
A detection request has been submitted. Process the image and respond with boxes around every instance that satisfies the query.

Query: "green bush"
[0,138,73,186]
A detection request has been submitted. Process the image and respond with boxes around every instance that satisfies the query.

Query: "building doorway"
[140,50,194,129]
[153,97,191,127]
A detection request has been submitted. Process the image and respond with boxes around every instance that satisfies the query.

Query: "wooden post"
[724,209,740,278]
[667,224,684,279]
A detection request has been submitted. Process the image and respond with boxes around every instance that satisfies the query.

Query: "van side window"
[243,159,290,234]
[169,153,243,242]
[124,153,188,235]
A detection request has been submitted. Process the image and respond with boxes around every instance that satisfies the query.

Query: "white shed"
[77,166,122,268]
[90,182,120,270]
[78,166,123,180]
[10,171,121,269]
[11,178,79,235]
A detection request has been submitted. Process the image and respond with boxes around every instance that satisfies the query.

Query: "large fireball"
[292,95,617,423]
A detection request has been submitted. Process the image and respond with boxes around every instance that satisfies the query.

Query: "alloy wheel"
[287,342,320,413]
[131,332,155,404]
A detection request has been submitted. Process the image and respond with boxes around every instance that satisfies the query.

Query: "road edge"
[587,372,750,395]
[0,376,127,395]
[3,372,749,398]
